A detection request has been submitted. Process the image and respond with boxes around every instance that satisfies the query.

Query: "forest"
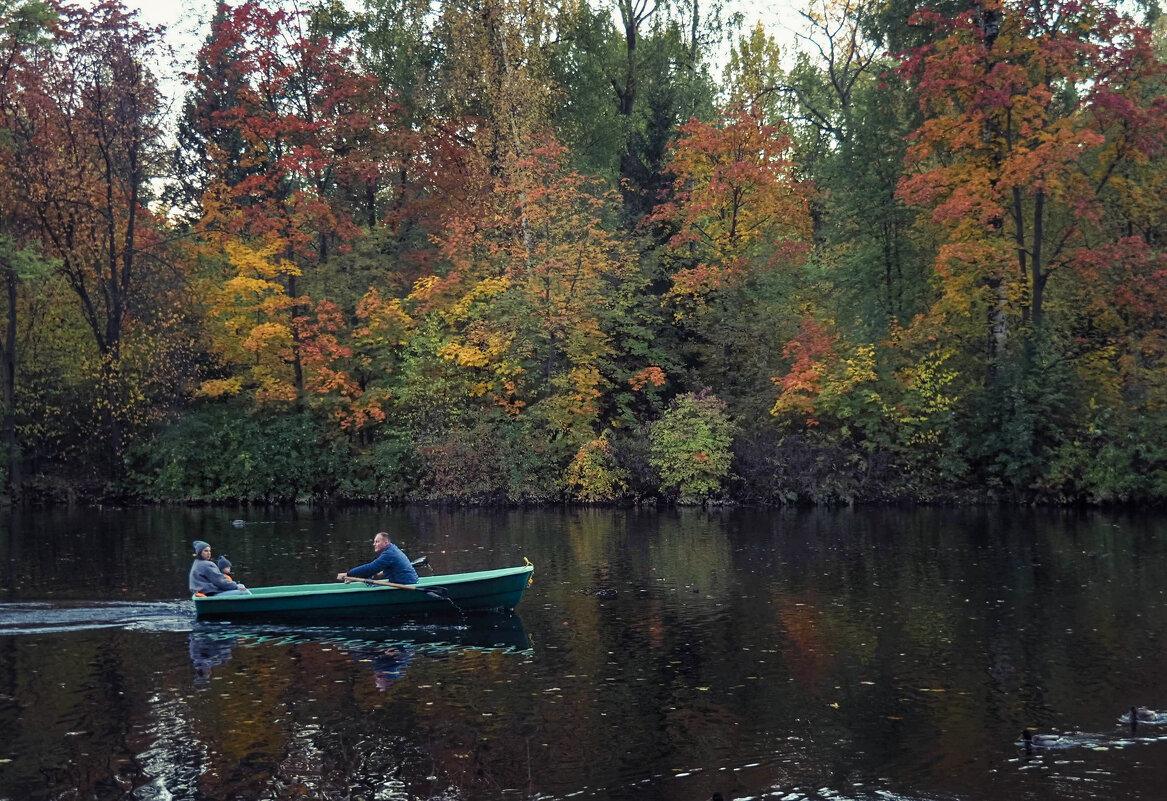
[1,0,1166,506]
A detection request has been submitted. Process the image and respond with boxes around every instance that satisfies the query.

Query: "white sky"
[115,0,806,111]
[119,1,807,61]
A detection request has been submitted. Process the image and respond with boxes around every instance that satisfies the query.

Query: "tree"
[186,0,404,404]
[651,103,814,410]
[898,0,1167,358]
[748,2,926,334]
[897,0,1167,490]
[429,138,638,446]
[5,0,171,468]
[649,390,734,502]
[656,106,812,292]
[0,0,56,496]
[608,0,728,219]
[434,0,555,178]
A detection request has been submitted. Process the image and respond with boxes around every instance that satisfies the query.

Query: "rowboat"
[193,564,534,620]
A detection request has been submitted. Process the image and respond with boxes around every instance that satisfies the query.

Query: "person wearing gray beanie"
[189,541,247,596]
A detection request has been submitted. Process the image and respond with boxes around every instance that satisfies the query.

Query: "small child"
[216,555,236,581]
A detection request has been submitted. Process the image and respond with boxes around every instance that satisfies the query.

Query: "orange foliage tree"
[188,0,405,413]
[897,0,1167,360]
[652,104,815,408]
[655,106,812,307]
[421,137,637,449]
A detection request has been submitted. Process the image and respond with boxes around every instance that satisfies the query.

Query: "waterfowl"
[1021,729,1063,747]
[1126,706,1157,727]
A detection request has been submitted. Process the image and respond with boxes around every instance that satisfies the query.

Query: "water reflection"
[188,633,237,684]
[188,631,420,691]
[188,612,529,690]
[190,610,529,650]
[347,644,416,690]
[5,507,1167,801]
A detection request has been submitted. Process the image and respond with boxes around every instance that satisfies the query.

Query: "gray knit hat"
[193,540,211,556]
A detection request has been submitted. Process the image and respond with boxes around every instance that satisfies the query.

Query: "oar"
[410,555,428,569]
[342,575,449,600]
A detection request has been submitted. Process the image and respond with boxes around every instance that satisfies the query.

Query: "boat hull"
[193,565,534,620]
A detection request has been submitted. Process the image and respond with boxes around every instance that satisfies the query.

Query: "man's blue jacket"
[346,542,419,584]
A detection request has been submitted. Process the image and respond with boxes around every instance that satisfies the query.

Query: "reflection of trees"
[454,506,1167,796]
[7,508,1167,800]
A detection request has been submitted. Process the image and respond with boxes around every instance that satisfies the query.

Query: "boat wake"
[0,600,195,635]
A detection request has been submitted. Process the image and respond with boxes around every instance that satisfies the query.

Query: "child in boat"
[189,540,248,596]
[216,555,236,582]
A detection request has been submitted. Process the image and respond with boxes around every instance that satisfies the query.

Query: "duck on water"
[1020,729,1066,748]
[1121,706,1165,727]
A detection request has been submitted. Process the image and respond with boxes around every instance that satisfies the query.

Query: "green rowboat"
[193,564,534,620]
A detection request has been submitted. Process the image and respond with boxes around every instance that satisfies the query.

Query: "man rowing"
[337,531,419,585]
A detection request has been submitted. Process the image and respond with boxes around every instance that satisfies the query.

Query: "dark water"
[2,507,1167,801]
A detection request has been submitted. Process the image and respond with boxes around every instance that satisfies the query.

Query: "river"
[2,506,1166,800]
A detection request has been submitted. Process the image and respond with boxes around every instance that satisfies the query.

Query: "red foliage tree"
[898,0,1167,359]
[2,0,170,460]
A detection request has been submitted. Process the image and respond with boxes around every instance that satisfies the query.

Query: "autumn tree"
[2,0,177,473]
[406,137,640,496]
[897,0,1167,489]
[899,0,1167,356]
[434,0,554,178]
[431,140,636,427]
[185,0,405,408]
[652,104,813,412]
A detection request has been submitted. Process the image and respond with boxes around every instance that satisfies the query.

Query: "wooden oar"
[342,576,449,600]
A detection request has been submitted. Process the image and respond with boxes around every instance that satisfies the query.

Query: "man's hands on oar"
[338,574,450,600]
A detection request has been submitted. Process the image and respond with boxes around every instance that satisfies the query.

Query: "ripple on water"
[0,601,195,635]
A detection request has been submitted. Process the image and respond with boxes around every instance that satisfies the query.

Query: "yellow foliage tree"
[199,240,302,404]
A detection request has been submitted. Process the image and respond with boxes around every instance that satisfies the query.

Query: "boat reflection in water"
[187,610,529,688]
[187,632,238,684]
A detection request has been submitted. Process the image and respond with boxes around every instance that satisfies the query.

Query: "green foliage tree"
[649,390,734,502]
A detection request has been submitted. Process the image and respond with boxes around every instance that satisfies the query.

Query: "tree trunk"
[2,259,19,500]
[1030,190,1045,329]
[988,276,1008,361]
[287,271,304,393]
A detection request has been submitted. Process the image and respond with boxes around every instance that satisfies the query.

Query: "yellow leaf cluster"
[224,240,300,280]
[197,377,244,398]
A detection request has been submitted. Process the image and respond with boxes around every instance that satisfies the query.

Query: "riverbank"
[3,473,1157,509]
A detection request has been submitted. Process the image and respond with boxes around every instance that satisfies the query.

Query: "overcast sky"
[115,0,806,111]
